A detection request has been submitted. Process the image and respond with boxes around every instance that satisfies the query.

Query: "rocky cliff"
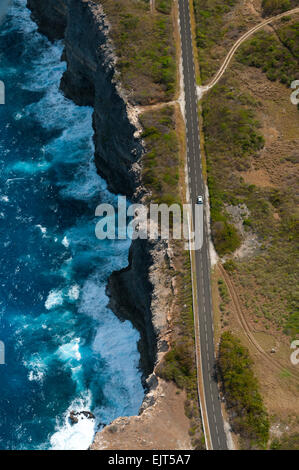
[27,0,67,40]
[26,0,185,448]
[29,0,143,197]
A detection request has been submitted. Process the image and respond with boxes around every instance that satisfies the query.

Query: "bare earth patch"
[212,265,299,443]
[236,66,299,189]
[91,380,192,450]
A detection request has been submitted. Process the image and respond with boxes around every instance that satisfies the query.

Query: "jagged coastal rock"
[29,0,143,196]
[69,411,95,425]
[26,0,191,449]
[27,0,67,40]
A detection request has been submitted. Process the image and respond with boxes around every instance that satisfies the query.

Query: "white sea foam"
[62,236,70,248]
[57,338,81,363]
[79,276,144,423]
[14,112,23,120]
[60,158,106,201]
[35,224,47,237]
[93,316,143,422]
[50,393,95,451]
[5,0,36,34]
[28,369,44,382]
[24,354,47,383]
[68,285,80,302]
[4,0,143,452]
[60,257,73,280]
[45,289,64,310]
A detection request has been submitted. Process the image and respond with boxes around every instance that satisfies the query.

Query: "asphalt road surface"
[178,0,228,450]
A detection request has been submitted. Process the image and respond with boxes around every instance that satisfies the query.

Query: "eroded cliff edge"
[30,0,142,196]
[26,0,192,449]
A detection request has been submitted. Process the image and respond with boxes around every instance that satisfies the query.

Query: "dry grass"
[99,0,176,104]
[193,0,299,448]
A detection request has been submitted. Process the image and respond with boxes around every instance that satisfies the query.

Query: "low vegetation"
[193,0,299,335]
[157,250,196,393]
[192,0,299,446]
[157,248,205,449]
[218,332,270,449]
[270,432,299,449]
[237,24,299,86]
[193,0,238,82]
[140,106,180,206]
[261,0,299,16]
[202,82,264,255]
[156,0,172,15]
[99,0,176,104]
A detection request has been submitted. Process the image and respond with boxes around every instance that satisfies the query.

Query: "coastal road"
[178,0,228,450]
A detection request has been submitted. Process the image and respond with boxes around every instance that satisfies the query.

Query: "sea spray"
[0,0,143,450]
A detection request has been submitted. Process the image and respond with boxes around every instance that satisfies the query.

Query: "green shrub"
[218,332,270,449]
[193,0,238,81]
[223,259,237,272]
[261,0,298,16]
[158,343,196,389]
[140,106,180,205]
[237,27,299,87]
[218,279,230,303]
[212,219,241,255]
[156,0,172,14]
[100,0,176,104]
[270,433,299,450]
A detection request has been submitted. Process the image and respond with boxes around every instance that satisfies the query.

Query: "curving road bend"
[199,7,299,95]
[178,0,228,450]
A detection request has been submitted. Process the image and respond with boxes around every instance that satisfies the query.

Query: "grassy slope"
[261,0,299,16]
[140,106,180,205]
[193,0,299,449]
[99,0,176,104]
[194,0,299,336]
[219,332,269,449]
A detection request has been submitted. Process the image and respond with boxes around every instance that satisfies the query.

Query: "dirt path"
[219,265,299,383]
[197,7,299,98]
[137,100,177,114]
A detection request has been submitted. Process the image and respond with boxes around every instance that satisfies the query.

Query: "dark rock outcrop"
[27,0,67,40]
[26,0,172,409]
[69,410,95,425]
[108,238,157,380]
[28,0,143,197]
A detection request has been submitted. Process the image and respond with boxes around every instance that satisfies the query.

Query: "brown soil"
[242,169,275,188]
[212,264,299,439]
[91,380,192,450]
[236,66,299,190]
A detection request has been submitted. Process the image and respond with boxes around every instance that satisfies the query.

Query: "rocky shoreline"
[26,0,187,449]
